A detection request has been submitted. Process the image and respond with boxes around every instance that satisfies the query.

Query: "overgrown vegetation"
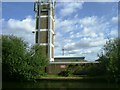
[98,38,120,82]
[2,35,48,81]
[58,65,75,77]
[58,38,120,83]
[2,35,120,82]
[58,64,105,77]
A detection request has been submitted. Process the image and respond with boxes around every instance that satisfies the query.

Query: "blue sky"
[1,1,118,61]
[2,2,35,20]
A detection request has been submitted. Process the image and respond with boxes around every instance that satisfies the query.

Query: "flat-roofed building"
[54,56,85,62]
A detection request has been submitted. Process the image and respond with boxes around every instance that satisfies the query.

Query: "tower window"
[41,11,48,15]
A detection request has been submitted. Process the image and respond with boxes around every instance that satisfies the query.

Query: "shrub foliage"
[2,35,48,81]
[99,38,120,82]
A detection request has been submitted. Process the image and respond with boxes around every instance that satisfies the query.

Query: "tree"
[2,35,48,81]
[99,38,120,82]
[2,35,28,81]
[28,45,48,77]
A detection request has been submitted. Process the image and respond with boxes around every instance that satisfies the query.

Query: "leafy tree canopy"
[2,35,48,81]
[99,38,120,82]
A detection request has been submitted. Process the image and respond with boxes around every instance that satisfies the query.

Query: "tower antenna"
[62,48,65,56]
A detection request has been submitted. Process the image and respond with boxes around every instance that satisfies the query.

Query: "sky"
[1,1,118,61]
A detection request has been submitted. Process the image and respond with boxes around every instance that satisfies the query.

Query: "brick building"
[34,0,55,62]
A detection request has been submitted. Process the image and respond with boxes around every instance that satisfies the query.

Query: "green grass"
[36,74,106,80]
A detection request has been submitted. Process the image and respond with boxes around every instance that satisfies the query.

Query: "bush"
[58,71,69,77]
[73,66,88,76]
[29,45,48,77]
[58,65,75,77]
[2,35,48,81]
[86,64,105,76]
[73,64,105,76]
[99,38,120,82]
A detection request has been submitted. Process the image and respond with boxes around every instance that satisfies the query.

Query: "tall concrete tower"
[34,0,55,62]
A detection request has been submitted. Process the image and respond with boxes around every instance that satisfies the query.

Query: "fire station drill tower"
[34,0,55,62]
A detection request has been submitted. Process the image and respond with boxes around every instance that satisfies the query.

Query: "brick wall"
[46,64,68,74]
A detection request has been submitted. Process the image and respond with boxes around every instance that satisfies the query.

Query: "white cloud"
[2,0,119,2]
[112,16,118,23]
[109,29,118,37]
[55,18,74,32]
[79,16,97,26]
[55,0,119,2]
[57,2,84,17]
[55,14,117,60]
[67,16,110,39]
[83,0,119,2]
[7,16,35,32]
[2,16,35,46]
[64,36,107,50]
